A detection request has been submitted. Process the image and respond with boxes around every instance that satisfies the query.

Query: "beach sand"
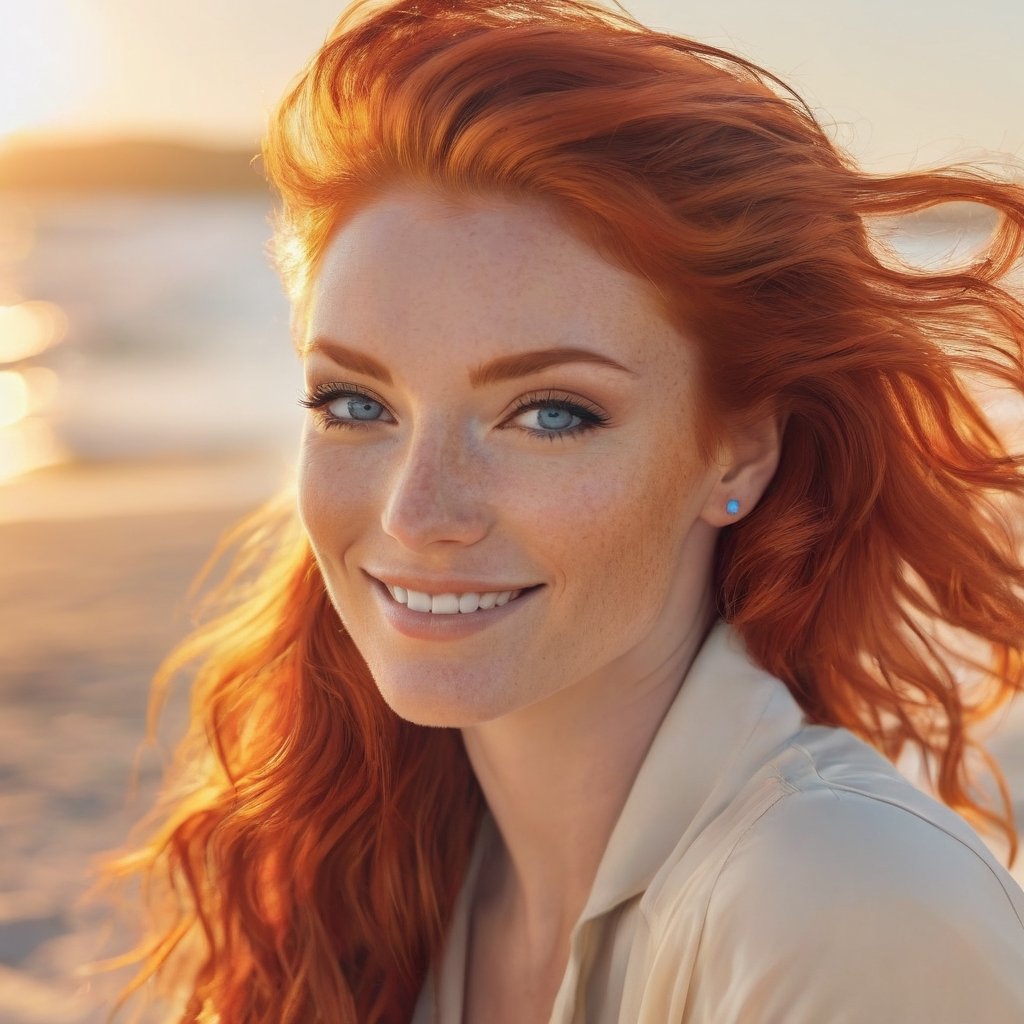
[0,454,284,1023]
[1,454,1023,1023]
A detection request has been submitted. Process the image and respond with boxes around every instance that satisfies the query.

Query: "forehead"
[307,189,684,373]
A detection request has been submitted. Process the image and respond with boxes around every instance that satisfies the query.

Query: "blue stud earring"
[726,499,740,516]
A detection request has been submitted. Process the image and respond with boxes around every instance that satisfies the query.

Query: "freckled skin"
[298,190,728,727]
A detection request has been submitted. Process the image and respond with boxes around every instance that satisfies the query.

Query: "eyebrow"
[305,337,635,386]
[468,346,636,386]
[303,338,394,384]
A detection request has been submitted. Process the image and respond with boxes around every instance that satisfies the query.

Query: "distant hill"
[0,137,269,194]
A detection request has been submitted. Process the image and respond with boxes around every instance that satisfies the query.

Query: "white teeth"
[385,584,528,614]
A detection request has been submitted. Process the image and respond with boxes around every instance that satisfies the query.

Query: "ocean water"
[0,193,303,480]
[0,193,1014,485]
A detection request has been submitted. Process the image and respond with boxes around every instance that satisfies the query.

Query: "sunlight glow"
[0,367,64,480]
[0,370,29,427]
[0,301,69,364]
[0,2,103,139]
[0,414,66,482]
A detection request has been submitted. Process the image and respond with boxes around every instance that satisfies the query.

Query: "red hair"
[97,2,1024,1021]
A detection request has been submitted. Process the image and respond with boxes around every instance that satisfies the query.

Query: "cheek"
[534,441,709,596]
[296,429,378,559]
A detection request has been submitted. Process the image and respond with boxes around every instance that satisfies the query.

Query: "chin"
[369,665,523,728]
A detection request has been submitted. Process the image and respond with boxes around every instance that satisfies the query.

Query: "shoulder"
[733,727,1020,902]
[715,763,1024,938]
[652,727,1024,1022]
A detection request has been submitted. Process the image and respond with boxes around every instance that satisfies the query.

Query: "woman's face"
[299,189,729,727]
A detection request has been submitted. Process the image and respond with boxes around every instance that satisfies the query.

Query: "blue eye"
[332,395,386,421]
[522,405,582,432]
[509,391,610,440]
[299,383,394,430]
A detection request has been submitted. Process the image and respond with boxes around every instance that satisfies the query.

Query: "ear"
[699,413,785,527]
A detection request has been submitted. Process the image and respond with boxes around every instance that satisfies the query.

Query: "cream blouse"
[412,620,1024,1023]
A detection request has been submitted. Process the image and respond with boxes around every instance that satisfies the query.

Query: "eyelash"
[507,389,611,441]
[298,383,610,440]
[298,381,387,433]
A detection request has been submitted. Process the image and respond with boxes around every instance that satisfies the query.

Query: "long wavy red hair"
[96,2,1024,1021]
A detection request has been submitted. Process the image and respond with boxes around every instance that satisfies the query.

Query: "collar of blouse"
[423,620,809,1022]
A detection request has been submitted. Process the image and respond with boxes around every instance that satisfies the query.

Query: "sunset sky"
[1,0,1021,171]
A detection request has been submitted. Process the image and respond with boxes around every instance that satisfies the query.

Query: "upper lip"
[365,570,540,594]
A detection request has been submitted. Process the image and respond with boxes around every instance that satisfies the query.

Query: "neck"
[460,601,714,947]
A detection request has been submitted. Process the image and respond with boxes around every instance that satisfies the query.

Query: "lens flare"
[0,369,29,427]
[0,301,69,364]
[0,415,66,483]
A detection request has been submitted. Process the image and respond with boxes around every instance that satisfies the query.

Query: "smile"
[383,583,527,614]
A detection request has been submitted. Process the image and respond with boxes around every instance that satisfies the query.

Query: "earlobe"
[700,414,785,527]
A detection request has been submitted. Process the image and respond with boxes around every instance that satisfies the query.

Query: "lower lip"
[368,576,541,641]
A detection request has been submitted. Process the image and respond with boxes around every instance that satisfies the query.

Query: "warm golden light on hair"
[96,4,1024,1020]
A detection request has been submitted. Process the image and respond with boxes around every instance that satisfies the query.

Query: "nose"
[380,422,491,551]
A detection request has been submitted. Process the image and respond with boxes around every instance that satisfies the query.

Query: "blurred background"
[0,1,1022,1021]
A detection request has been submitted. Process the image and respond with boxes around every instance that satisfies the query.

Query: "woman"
[101,1,1024,1021]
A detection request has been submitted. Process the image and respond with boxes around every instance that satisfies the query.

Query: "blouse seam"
[787,741,1024,932]
[658,768,798,948]
[634,685,788,927]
